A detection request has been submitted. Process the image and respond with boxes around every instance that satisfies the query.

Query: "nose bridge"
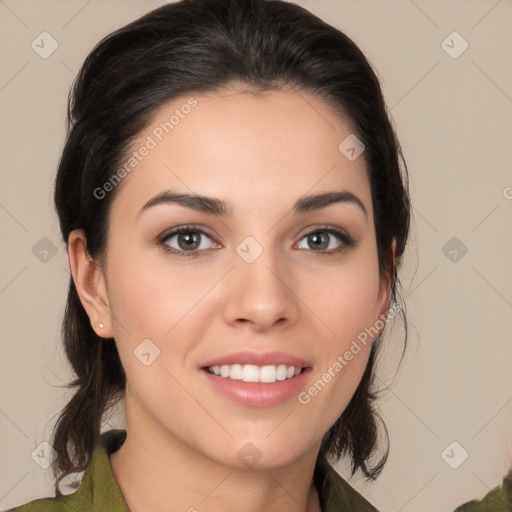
[223,236,299,330]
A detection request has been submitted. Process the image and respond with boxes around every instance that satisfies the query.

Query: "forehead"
[110,88,371,220]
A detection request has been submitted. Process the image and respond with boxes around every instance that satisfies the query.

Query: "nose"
[222,247,300,332]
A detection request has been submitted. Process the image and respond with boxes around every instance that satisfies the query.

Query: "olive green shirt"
[6,429,511,512]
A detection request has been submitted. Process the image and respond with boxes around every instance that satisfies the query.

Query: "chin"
[204,432,318,472]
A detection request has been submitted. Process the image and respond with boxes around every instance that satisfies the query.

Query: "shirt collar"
[67,429,130,512]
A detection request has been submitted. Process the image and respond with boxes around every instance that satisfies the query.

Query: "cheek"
[301,250,383,343]
[295,248,382,413]
[104,254,210,409]
[105,240,219,338]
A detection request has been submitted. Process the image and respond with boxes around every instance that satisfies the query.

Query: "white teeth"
[230,364,243,380]
[242,364,260,383]
[276,364,288,381]
[260,365,276,383]
[207,364,302,383]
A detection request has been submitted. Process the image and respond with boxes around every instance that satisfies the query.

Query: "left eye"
[161,229,216,252]
[296,229,351,252]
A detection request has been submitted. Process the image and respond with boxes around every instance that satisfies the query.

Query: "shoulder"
[452,469,511,512]
[5,429,129,512]
[5,495,74,512]
[314,455,380,511]
[4,476,94,512]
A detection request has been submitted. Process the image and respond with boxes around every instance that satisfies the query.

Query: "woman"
[6,0,510,511]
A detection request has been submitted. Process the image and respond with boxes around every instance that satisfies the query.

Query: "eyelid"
[158,224,219,243]
[297,224,353,241]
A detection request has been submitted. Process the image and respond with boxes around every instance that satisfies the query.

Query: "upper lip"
[201,350,311,369]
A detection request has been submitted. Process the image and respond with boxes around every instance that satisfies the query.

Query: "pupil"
[179,232,200,250]
[309,232,328,250]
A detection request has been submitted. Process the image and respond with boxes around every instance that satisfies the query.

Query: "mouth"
[203,364,306,383]
[199,350,311,406]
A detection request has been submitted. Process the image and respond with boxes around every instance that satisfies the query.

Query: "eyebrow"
[294,191,367,217]
[139,191,231,217]
[138,189,367,218]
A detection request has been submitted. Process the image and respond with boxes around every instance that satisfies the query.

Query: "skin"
[69,86,393,512]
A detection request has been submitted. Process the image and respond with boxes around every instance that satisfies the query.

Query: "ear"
[67,229,114,338]
[376,237,397,319]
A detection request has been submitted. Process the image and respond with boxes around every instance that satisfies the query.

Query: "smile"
[206,364,304,383]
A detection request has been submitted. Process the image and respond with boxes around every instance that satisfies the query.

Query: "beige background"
[1,1,511,511]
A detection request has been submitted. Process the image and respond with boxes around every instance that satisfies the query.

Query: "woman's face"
[90,87,390,468]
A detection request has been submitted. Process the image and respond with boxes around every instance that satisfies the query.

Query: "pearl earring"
[99,323,104,329]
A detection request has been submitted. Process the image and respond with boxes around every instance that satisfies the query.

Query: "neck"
[110,400,322,512]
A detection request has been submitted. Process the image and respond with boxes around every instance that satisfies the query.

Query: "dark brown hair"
[52,0,410,491]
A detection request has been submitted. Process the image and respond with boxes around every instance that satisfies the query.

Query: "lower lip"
[201,368,311,407]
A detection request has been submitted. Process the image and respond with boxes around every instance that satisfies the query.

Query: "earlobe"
[67,229,113,338]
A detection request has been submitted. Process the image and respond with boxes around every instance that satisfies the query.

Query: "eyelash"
[299,226,356,255]
[157,224,356,257]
